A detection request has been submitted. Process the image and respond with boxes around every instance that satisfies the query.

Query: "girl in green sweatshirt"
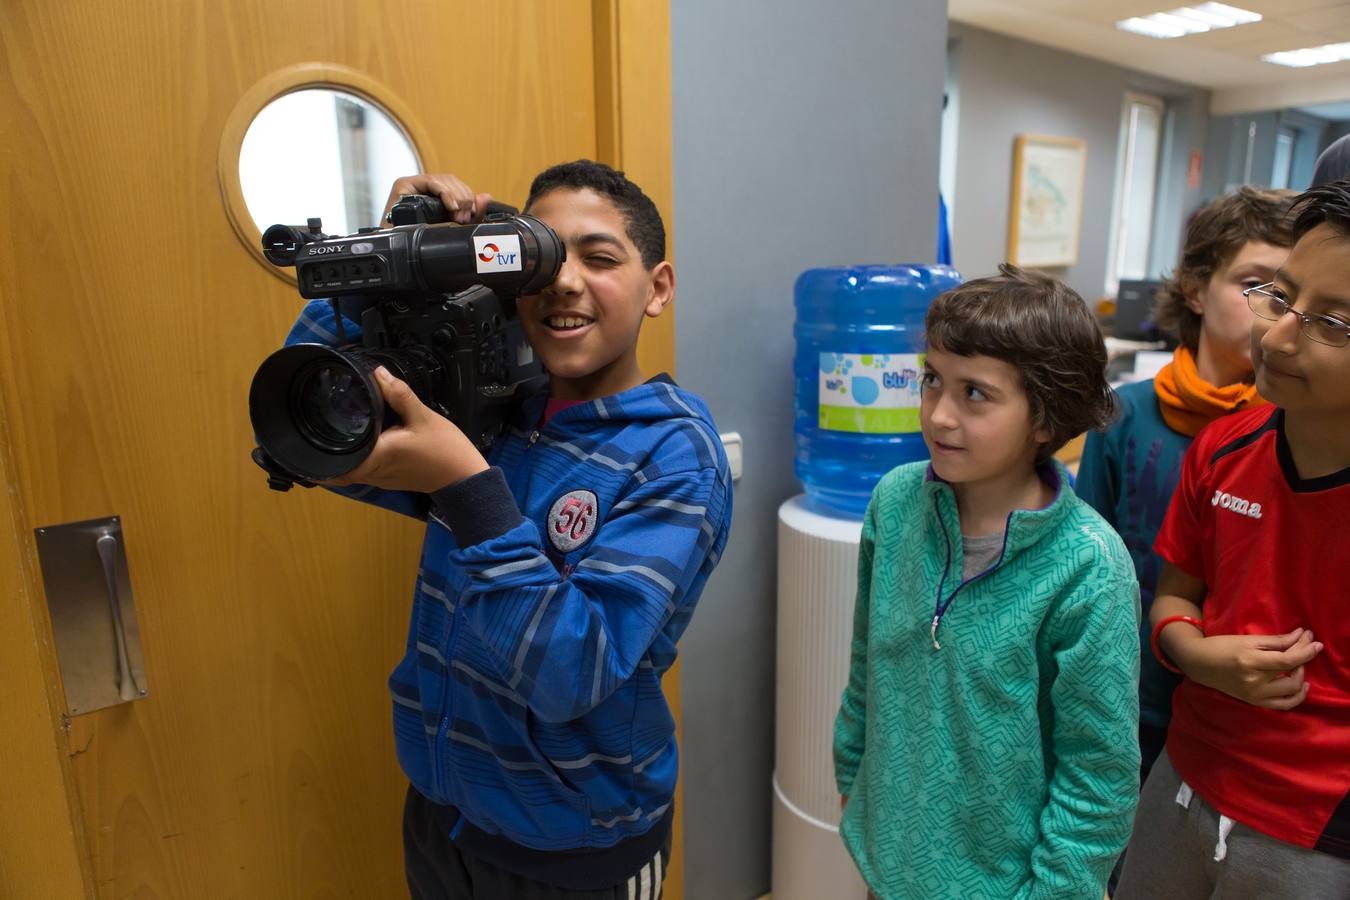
[834,266,1141,900]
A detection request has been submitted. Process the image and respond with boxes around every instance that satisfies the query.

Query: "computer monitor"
[1113,279,1173,345]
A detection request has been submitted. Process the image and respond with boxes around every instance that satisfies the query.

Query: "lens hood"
[249,343,384,481]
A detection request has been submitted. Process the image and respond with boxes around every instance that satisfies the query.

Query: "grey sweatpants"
[1115,751,1350,900]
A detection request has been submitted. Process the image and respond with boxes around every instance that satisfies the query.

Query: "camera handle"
[251,447,315,493]
[386,195,520,226]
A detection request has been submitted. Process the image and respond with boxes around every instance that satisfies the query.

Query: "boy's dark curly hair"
[1289,178,1350,241]
[525,159,666,269]
[1155,186,1296,351]
[925,264,1115,463]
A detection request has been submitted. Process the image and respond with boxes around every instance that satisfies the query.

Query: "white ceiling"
[950,0,1350,114]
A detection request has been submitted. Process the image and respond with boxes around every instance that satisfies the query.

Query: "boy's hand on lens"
[1171,627,1324,710]
[322,366,489,493]
[382,173,493,226]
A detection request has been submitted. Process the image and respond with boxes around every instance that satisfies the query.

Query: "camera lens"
[293,361,373,450]
[250,343,385,482]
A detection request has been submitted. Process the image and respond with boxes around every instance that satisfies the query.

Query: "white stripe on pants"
[626,848,664,900]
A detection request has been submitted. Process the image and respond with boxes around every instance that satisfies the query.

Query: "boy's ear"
[644,261,675,318]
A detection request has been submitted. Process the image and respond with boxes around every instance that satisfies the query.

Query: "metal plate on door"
[34,515,149,715]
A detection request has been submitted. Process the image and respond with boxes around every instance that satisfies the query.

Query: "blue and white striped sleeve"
[435,464,731,723]
[285,299,355,347]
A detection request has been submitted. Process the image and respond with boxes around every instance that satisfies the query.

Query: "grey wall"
[1203,110,1335,194]
[1326,120,1350,149]
[670,1,948,897]
[948,24,1210,301]
[1201,112,1279,198]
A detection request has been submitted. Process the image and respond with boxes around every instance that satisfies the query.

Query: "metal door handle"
[96,532,141,701]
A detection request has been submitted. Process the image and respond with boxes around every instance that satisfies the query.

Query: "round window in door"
[238,87,420,237]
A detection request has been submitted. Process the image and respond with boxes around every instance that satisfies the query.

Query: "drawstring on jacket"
[928,495,1010,650]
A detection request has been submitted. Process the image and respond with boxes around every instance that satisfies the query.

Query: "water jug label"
[818,352,924,433]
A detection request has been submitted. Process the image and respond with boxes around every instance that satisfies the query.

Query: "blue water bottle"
[793,265,962,515]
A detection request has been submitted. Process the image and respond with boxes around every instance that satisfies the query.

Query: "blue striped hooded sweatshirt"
[283,301,732,857]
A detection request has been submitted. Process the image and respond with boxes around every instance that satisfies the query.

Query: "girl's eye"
[965,386,988,402]
[920,372,940,389]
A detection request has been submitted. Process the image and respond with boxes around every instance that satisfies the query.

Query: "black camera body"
[268,196,559,312]
[249,195,564,488]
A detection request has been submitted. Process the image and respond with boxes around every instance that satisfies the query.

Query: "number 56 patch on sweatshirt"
[548,489,600,552]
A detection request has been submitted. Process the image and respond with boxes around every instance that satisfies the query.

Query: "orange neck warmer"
[1153,345,1266,437]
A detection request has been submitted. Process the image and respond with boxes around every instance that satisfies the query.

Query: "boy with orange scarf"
[1076,186,1294,778]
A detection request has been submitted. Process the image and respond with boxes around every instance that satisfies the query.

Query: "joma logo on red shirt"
[1211,490,1262,519]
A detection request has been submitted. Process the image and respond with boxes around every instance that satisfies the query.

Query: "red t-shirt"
[541,397,584,426]
[1155,405,1350,857]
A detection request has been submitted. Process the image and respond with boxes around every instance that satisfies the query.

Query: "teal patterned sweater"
[834,461,1140,900]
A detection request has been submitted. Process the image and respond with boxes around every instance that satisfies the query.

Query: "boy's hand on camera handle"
[322,366,488,493]
[382,173,494,226]
[1169,625,1324,711]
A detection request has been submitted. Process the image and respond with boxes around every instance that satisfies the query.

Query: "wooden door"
[0,1,678,897]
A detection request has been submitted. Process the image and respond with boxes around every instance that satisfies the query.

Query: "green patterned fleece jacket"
[834,461,1141,900]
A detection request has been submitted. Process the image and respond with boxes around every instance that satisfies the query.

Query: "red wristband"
[1151,615,1205,674]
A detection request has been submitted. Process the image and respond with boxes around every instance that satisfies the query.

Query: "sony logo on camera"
[306,245,344,256]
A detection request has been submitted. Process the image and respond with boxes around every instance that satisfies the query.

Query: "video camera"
[249,194,564,490]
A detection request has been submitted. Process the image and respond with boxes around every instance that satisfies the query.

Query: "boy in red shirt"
[1116,181,1350,897]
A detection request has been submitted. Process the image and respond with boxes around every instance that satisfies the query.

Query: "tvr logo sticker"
[473,234,523,273]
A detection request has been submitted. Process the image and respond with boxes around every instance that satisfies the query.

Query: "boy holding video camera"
[280,160,732,900]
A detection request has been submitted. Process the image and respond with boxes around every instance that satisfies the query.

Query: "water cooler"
[772,264,958,898]
[772,495,866,900]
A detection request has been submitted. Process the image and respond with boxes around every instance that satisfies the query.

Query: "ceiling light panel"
[1263,41,1350,68]
[1117,3,1262,39]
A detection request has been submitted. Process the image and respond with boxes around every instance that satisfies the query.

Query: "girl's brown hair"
[1155,186,1296,351]
[926,265,1115,463]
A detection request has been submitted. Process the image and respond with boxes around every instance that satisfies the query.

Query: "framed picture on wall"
[1008,135,1087,268]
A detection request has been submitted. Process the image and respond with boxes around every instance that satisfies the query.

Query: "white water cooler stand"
[772,495,868,899]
